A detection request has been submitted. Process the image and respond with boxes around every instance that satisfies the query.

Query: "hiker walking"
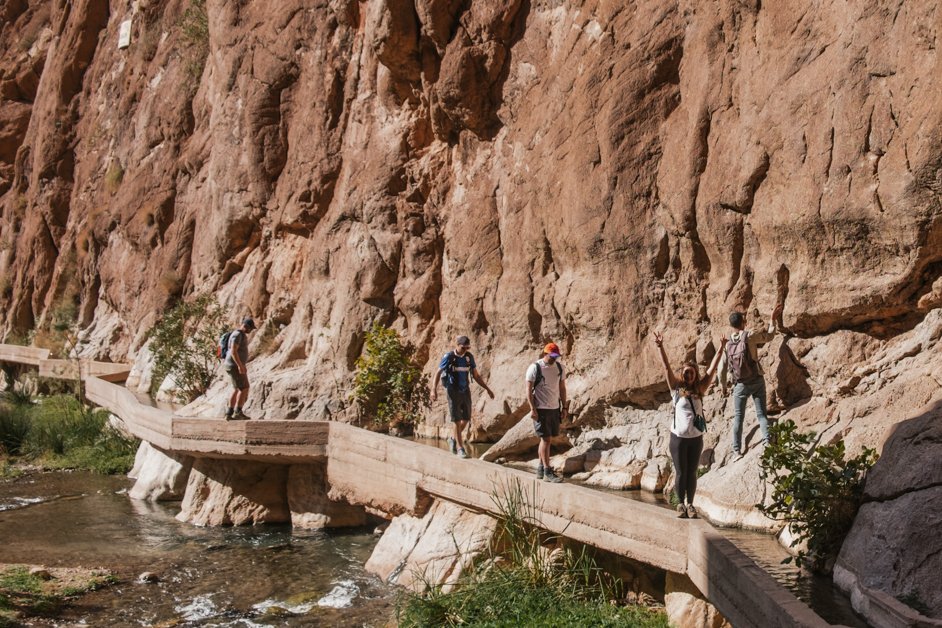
[223,317,256,420]
[432,335,495,458]
[526,342,568,483]
[719,305,783,458]
[654,332,726,518]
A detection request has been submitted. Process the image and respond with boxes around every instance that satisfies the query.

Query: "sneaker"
[457,447,469,459]
[543,470,563,483]
[677,504,689,519]
[536,464,545,480]
[733,450,744,461]
[232,409,250,420]
[447,437,457,455]
[225,409,234,420]
[686,504,699,519]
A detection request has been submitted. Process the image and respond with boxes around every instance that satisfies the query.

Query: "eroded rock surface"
[128,440,193,501]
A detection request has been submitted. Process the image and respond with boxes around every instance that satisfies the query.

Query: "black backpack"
[726,331,758,383]
[441,351,474,388]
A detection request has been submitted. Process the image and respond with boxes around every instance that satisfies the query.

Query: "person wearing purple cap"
[432,335,494,458]
[224,317,256,420]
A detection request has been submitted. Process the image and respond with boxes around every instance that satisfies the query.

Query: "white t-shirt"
[671,389,704,438]
[525,359,565,409]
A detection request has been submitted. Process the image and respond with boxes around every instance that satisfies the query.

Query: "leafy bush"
[758,420,878,573]
[398,478,668,628]
[148,294,225,402]
[352,323,430,430]
[0,405,30,456]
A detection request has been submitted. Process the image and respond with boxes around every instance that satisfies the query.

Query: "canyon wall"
[1,0,941,619]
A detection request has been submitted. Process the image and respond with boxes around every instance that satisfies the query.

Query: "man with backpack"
[432,335,495,458]
[526,342,568,482]
[222,317,256,420]
[719,305,783,458]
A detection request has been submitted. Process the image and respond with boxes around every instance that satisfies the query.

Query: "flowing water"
[0,471,396,627]
[1,437,867,627]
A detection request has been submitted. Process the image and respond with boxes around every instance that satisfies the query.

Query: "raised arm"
[698,337,728,395]
[653,332,679,390]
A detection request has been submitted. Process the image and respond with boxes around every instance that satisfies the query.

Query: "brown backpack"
[726,332,759,383]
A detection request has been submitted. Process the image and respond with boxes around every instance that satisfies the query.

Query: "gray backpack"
[726,332,758,383]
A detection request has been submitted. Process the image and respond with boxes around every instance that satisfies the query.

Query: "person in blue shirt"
[432,335,494,458]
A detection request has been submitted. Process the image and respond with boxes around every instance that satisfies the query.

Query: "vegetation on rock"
[0,389,138,475]
[147,294,225,402]
[758,419,878,573]
[352,323,430,431]
[398,479,668,627]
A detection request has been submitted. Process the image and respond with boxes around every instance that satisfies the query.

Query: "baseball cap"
[455,335,471,347]
[242,317,257,330]
[543,342,561,357]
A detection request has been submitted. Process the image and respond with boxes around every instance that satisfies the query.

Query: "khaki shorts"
[226,365,249,390]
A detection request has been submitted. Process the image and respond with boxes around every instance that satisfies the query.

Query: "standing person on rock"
[526,342,568,483]
[654,332,726,518]
[224,317,256,420]
[719,305,783,459]
[432,335,495,459]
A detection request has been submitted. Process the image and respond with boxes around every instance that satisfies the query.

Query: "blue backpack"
[217,330,234,360]
[441,351,474,388]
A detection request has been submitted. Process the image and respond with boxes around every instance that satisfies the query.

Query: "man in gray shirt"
[526,342,568,482]
[225,317,256,420]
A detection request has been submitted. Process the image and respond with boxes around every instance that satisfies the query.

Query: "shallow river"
[0,471,396,627]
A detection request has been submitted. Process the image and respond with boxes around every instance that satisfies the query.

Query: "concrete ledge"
[834,564,942,628]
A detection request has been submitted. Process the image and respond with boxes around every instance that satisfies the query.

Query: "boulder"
[665,572,732,628]
[286,463,367,529]
[481,415,570,462]
[176,459,290,526]
[835,403,942,621]
[366,499,497,592]
[694,448,780,532]
[128,441,193,501]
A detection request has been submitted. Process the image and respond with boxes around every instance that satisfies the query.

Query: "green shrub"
[147,294,225,402]
[0,405,30,455]
[758,420,878,573]
[398,479,668,628]
[351,323,430,431]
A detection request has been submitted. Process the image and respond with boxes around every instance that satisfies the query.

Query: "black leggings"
[669,434,704,505]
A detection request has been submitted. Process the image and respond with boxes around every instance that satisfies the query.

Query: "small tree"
[352,323,430,431]
[758,420,878,573]
[148,294,225,402]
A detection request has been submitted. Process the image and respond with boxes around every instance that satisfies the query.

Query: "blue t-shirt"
[439,352,476,391]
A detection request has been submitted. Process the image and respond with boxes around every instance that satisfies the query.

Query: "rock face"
[835,401,942,622]
[665,572,732,628]
[177,458,291,526]
[286,462,367,529]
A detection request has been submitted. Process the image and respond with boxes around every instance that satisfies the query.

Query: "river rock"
[128,441,193,501]
[286,463,366,529]
[366,499,497,592]
[665,572,732,628]
[835,403,942,621]
[177,459,290,526]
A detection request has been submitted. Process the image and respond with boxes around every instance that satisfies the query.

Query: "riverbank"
[0,563,114,627]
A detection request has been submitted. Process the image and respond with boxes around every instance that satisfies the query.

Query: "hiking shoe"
[686,504,699,519]
[677,504,689,519]
[457,447,469,459]
[536,464,545,480]
[543,470,563,483]
[232,409,250,420]
[447,437,457,455]
[733,451,744,462]
[225,409,234,420]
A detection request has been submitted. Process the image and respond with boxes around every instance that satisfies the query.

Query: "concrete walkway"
[0,344,832,627]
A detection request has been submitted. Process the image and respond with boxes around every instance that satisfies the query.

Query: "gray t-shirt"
[525,359,565,409]
[224,330,249,369]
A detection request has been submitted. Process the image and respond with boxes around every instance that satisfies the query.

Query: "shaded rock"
[128,441,193,501]
[694,448,779,531]
[286,462,366,529]
[137,572,159,583]
[177,459,290,526]
[481,415,570,462]
[835,402,942,621]
[28,567,52,580]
